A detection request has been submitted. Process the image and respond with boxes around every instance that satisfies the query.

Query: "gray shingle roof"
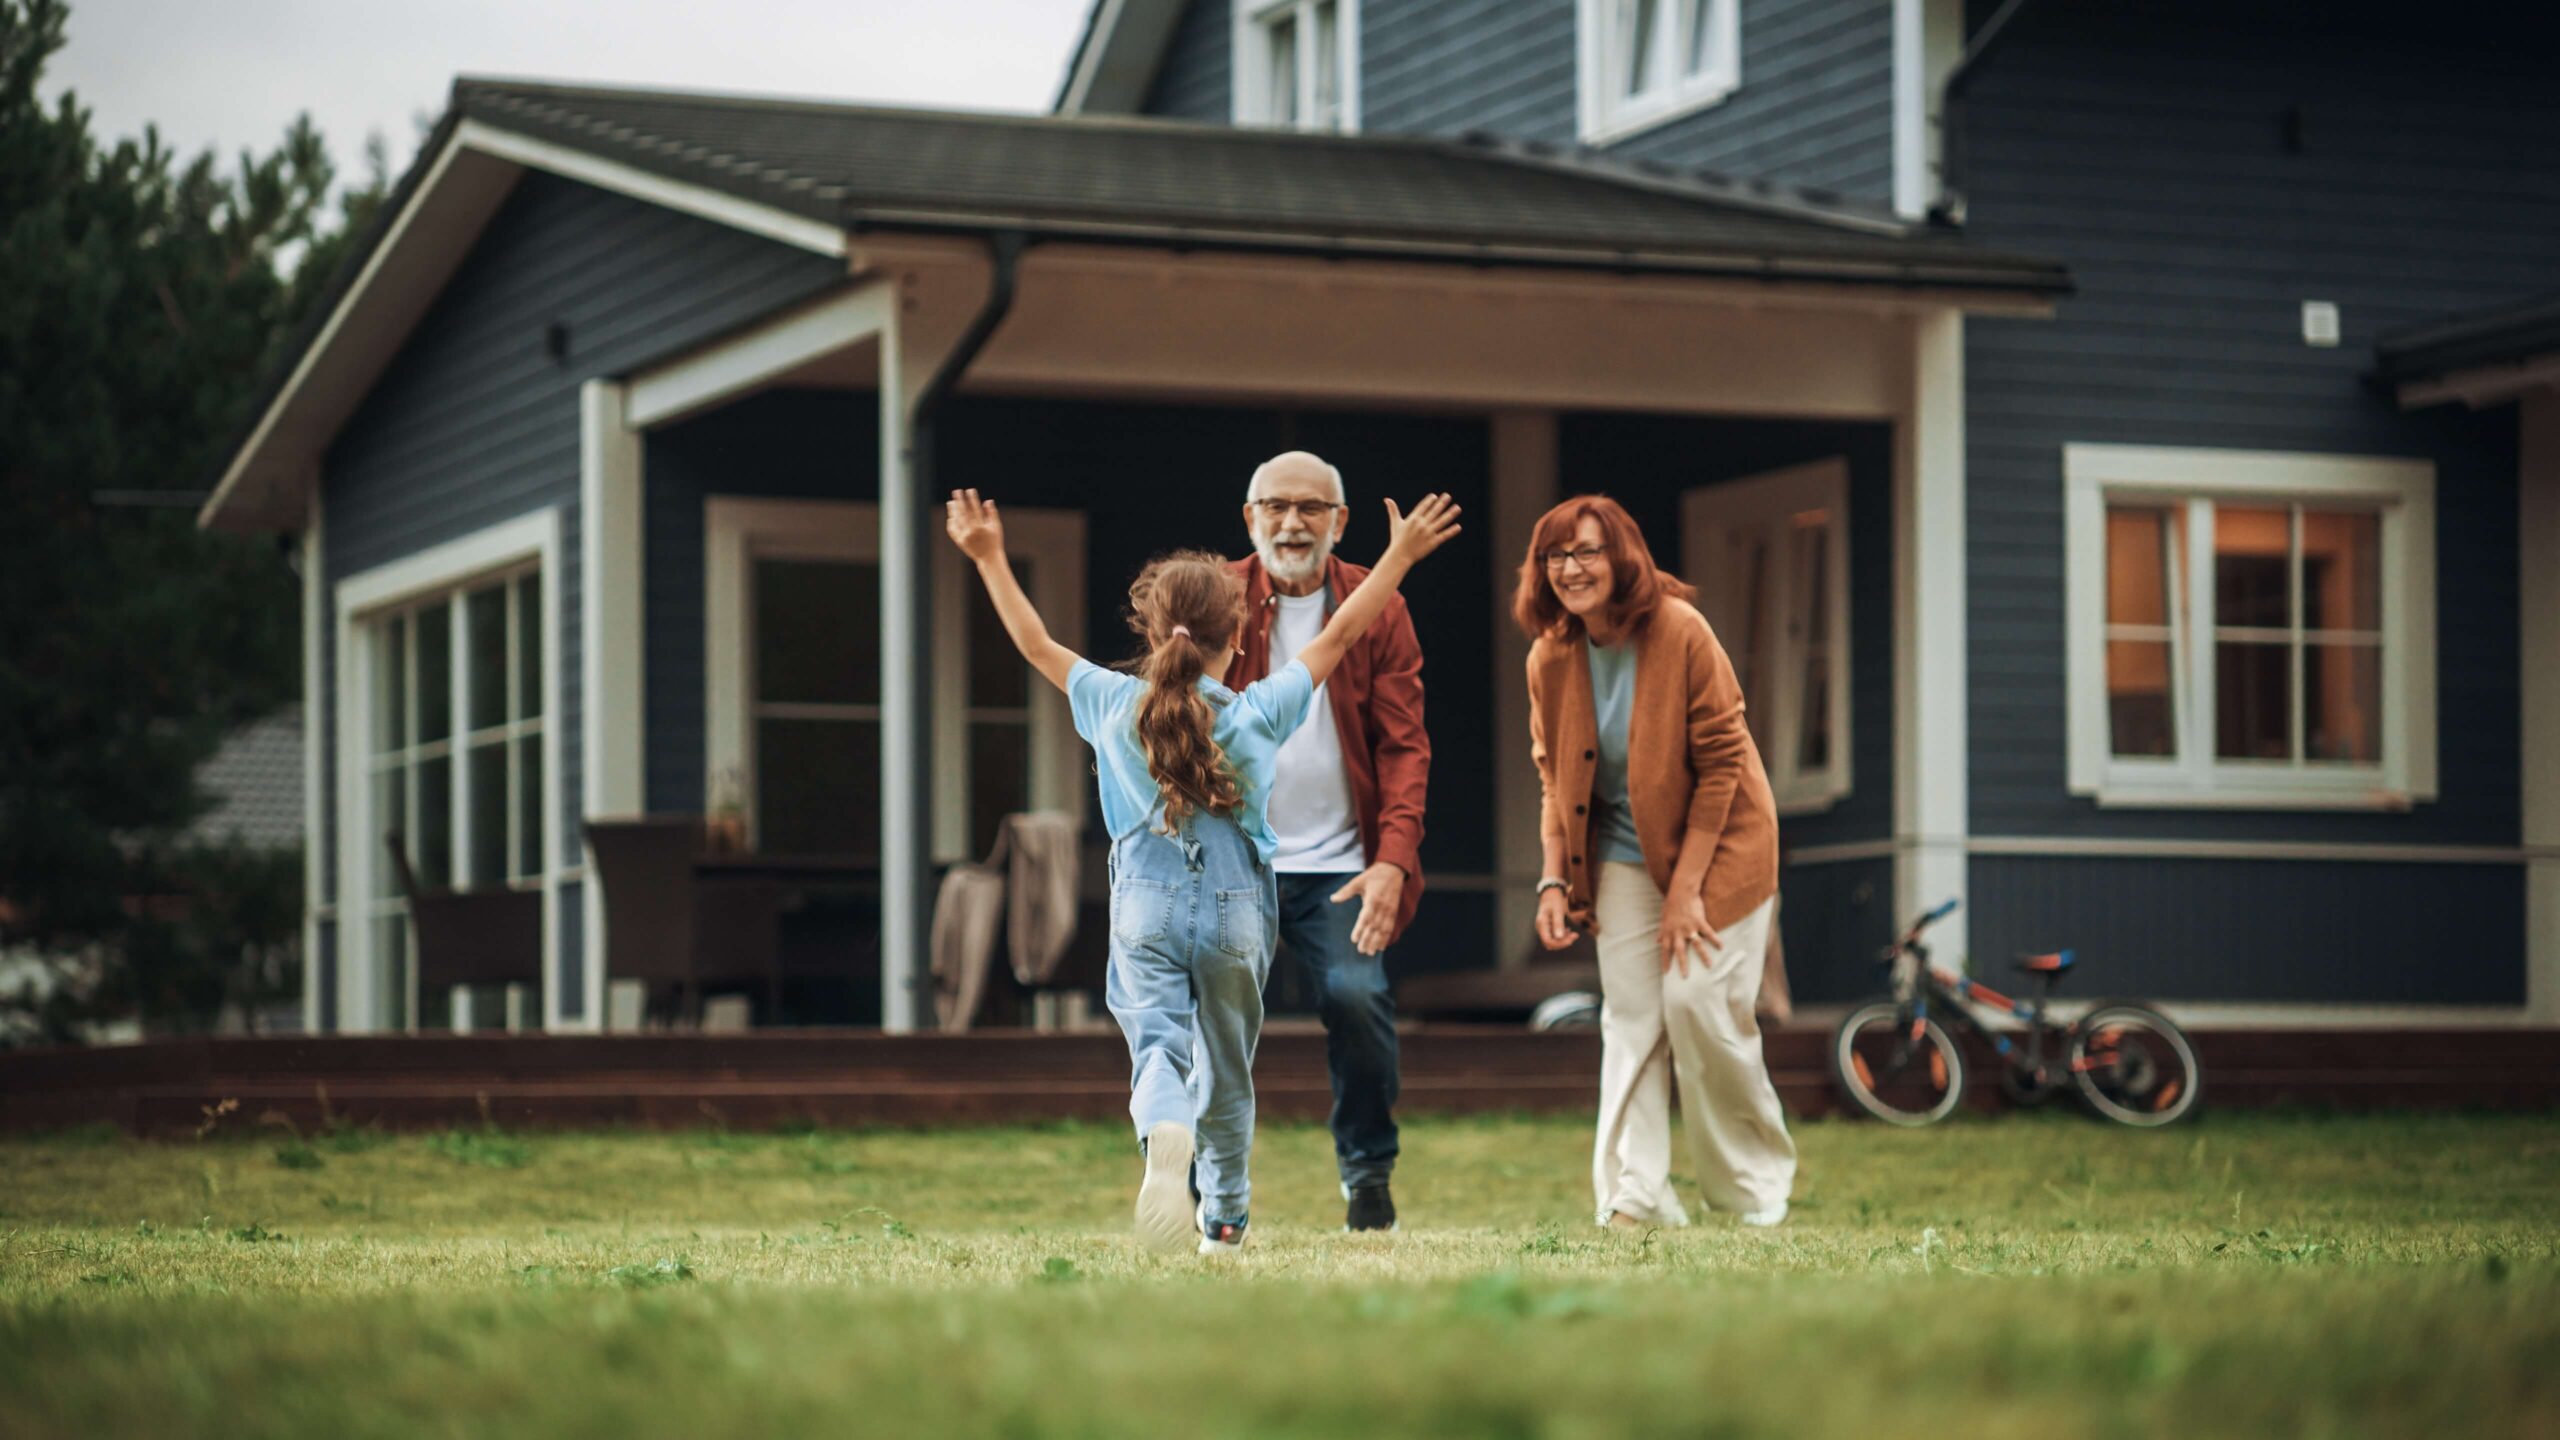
[2374,292,2560,382]
[452,78,2069,295]
[191,710,302,851]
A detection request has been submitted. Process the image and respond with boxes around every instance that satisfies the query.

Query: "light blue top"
[1586,638,1647,866]
[1068,657,1319,866]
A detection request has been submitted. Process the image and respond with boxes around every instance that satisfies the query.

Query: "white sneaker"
[1134,1122,1196,1254]
[1740,1200,1789,1228]
[1196,1198,1246,1256]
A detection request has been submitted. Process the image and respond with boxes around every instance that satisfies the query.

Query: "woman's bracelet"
[1534,877,1569,898]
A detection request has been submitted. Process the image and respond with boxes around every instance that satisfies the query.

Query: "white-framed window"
[1683,457,1852,814]
[705,499,1087,866]
[1233,0,1359,133]
[1578,0,1741,145]
[335,509,562,1034]
[2064,444,2438,810]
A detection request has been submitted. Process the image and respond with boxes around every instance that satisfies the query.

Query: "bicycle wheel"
[1832,1001,1966,1126]
[2068,1001,2202,1127]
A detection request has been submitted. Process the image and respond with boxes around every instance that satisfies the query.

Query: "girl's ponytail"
[1126,552,1246,829]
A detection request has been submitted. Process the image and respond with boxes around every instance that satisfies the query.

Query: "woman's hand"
[1535,886,1577,951]
[1658,889,1723,976]
[944,488,1006,563]
[1382,492,1463,568]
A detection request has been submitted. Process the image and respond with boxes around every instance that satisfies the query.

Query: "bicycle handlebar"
[1921,897,1961,925]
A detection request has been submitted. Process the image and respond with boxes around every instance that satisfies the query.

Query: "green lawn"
[2,1111,2554,1439]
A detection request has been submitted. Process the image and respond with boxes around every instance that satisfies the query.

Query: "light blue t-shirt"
[1068,657,1319,866]
[1586,638,1647,865]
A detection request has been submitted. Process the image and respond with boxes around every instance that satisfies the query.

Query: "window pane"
[1685,0,1716,75]
[969,722,1032,861]
[1623,0,1659,96]
[417,755,453,888]
[516,572,543,720]
[757,718,880,857]
[373,616,407,754]
[1312,0,1339,126]
[756,559,880,706]
[2213,507,2290,630]
[1793,515,1829,638]
[467,584,509,732]
[2305,643,2383,763]
[2301,510,2381,633]
[1795,656,1830,771]
[516,735,544,879]
[968,559,1030,710]
[374,767,409,897]
[415,603,452,744]
[2105,507,2183,628]
[2214,641,2291,760]
[1267,14,1297,123]
[376,914,410,1031]
[469,739,509,886]
[2106,641,2176,757]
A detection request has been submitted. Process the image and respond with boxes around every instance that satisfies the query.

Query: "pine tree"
[0,0,389,1032]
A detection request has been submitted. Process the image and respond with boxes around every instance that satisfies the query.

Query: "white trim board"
[625,284,892,430]
[2063,443,2438,812]
[333,508,563,1034]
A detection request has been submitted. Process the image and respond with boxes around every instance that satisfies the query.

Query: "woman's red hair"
[1511,494,1695,641]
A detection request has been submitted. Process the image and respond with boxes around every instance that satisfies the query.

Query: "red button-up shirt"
[1223,555,1431,945]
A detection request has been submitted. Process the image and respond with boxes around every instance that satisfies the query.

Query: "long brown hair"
[1511,494,1696,641]
[1125,550,1247,830]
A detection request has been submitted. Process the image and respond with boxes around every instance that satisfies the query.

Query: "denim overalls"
[1106,808,1279,1226]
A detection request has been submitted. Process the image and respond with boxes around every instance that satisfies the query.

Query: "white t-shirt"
[1264,590,1367,874]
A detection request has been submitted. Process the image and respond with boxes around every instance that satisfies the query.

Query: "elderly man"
[1224,450,1430,1232]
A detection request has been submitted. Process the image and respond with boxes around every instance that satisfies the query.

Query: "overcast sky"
[46,0,1093,183]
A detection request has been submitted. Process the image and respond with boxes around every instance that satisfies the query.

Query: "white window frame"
[1578,0,1742,146]
[1232,0,1361,133]
[2064,444,2438,811]
[706,498,1087,866]
[334,508,563,1034]
[1684,458,1854,814]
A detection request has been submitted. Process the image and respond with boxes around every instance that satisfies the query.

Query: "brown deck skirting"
[2,1027,2553,1136]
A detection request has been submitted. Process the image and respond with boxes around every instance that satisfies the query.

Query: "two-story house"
[201,0,2555,1033]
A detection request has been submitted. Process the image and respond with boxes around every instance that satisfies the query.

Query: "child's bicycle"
[1831,900,2203,1127]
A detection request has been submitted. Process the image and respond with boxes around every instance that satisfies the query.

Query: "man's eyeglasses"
[1541,545,1608,572]
[1251,499,1342,523]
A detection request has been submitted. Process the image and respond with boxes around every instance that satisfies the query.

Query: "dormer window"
[1579,0,1741,144]
[1234,0,1359,133]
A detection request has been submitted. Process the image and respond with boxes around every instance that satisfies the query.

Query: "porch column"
[878,301,930,1033]
[1894,310,1970,966]
[577,379,644,1032]
[2523,391,2560,1022]
[301,483,326,1034]
[1491,412,1559,969]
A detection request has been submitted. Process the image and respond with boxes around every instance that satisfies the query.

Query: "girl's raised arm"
[945,489,1080,693]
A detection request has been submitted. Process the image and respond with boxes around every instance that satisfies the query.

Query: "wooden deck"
[4,1024,2554,1135]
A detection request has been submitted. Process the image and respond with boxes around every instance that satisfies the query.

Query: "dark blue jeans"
[1275,872,1400,1189]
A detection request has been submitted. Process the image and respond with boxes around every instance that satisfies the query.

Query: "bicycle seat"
[2014,949,2076,974]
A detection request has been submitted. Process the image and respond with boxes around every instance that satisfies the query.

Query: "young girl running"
[945,486,1460,1255]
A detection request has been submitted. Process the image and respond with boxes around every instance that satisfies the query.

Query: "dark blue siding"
[1559,413,1896,850]
[319,172,841,1014]
[556,882,584,1020]
[314,920,337,1033]
[1960,0,2553,847]
[1774,854,1893,1003]
[1971,856,2525,1005]
[1148,1,1897,203]
[1142,0,1230,121]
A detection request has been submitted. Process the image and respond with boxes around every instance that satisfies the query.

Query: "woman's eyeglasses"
[1541,545,1607,572]
[1251,499,1342,523]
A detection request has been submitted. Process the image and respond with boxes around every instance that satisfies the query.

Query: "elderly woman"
[1519,495,1796,1230]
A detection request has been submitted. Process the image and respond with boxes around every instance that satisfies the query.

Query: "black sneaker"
[1345,1183,1397,1233]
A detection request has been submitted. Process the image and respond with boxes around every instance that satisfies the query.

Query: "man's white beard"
[1253,524,1335,588]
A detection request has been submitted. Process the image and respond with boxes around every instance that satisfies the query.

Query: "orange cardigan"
[1526,598,1778,933]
